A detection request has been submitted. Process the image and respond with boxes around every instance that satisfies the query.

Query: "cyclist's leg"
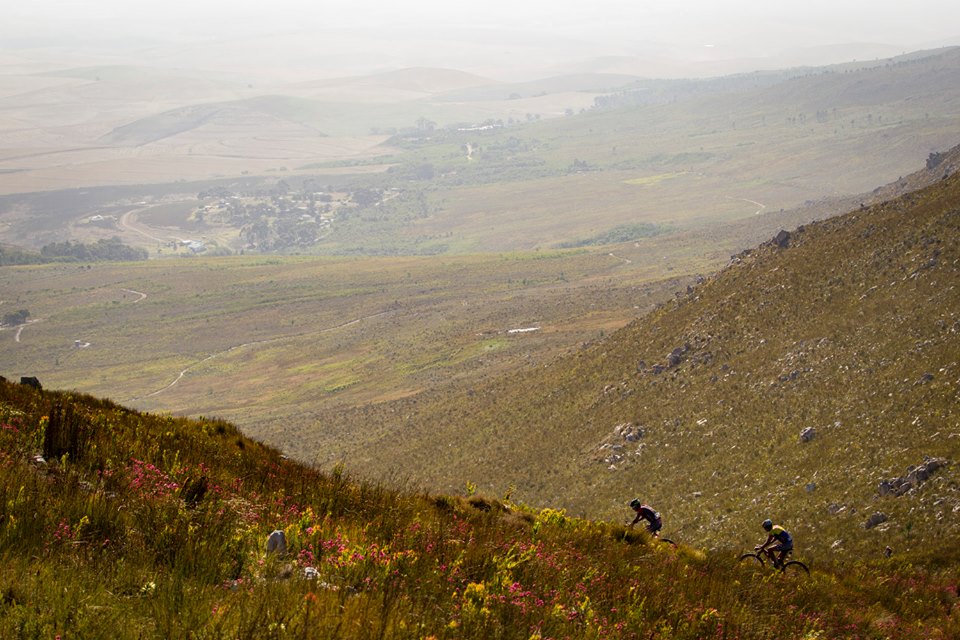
[775,545,791,567]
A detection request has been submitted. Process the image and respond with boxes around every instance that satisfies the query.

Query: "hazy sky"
[4,1,959,79]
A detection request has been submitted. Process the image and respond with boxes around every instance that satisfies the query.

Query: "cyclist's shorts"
[773,542,793,552]
[648,519,663,533]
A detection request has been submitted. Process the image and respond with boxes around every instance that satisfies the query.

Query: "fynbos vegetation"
[1,380,958,638]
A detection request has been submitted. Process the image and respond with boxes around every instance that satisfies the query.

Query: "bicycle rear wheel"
[780,560,809,576]
[660,538,678,548]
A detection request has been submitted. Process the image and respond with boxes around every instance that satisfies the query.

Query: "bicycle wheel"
[738,553,765,566]
[780,560,809,576]
[660,538,678,548]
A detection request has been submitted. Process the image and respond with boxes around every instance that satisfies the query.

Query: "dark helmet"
[629,498,641,509]
[762,519,773,531]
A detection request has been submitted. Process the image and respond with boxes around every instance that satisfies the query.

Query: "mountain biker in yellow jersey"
[628,499,662,537]
[757,519,793,567]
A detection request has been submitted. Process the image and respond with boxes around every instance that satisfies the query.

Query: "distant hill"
[100,98,330,146]
[315,143,960,559]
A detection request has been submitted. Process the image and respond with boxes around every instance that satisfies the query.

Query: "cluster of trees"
[0,246,45,265]
[39,237,148,262]
[559,223,669,248]
[1,309,29,327]
[1,238,147,265]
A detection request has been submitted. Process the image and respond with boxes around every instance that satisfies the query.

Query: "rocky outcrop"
[863,512,889,529]
[877,457,948,497]
[596,422,646,466]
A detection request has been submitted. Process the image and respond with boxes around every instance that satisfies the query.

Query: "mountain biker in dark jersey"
[628,499,662,537]
[757,519,793,567]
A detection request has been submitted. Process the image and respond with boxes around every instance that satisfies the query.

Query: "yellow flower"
[463,582,486,603]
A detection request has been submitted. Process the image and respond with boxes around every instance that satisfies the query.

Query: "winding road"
[119,208,173,244]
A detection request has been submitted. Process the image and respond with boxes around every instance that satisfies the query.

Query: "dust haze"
[5,0,959,80]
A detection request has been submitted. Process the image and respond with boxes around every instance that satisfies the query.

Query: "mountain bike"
[738,547,809,575]
[656,534,678,548]
[622,524,677,547]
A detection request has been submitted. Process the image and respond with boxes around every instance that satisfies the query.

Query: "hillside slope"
[329,144,960,561]
[1,380,959,638]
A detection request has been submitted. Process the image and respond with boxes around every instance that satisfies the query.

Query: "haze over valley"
[3,6,960,636]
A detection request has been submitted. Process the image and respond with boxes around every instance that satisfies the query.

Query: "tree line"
[0,237,148,265]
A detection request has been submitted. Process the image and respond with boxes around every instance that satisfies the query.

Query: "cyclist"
[757,519,793,567]
[628,499,662,537]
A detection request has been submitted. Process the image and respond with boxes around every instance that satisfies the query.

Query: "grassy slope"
[1,380,958,639]
[329,146,960,565]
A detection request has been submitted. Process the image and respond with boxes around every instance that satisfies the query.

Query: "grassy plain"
[0,247,703,446]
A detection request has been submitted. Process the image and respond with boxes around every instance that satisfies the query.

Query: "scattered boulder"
[266,529,287,555]
[613,422,645,442]
[799,427,817,443]
[805,483,817,493]
[19,376,42,390]
[773,230,791,248]
[863,512,889,530]
[878,457,949,496]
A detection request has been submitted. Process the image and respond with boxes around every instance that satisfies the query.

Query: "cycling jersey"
[636,505,662,531]
[771,525,793,547]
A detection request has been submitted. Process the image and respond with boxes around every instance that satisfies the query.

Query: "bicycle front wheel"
[781,560,810,576]
[738,553,764,567]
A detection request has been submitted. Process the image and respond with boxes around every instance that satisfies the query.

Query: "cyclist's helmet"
[629,498,641,509]
[762,519,773,531]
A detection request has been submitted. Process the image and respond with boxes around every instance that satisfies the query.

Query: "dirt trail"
[10,318,42,343]
[120,288,147,303]
[726,196,767,215]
